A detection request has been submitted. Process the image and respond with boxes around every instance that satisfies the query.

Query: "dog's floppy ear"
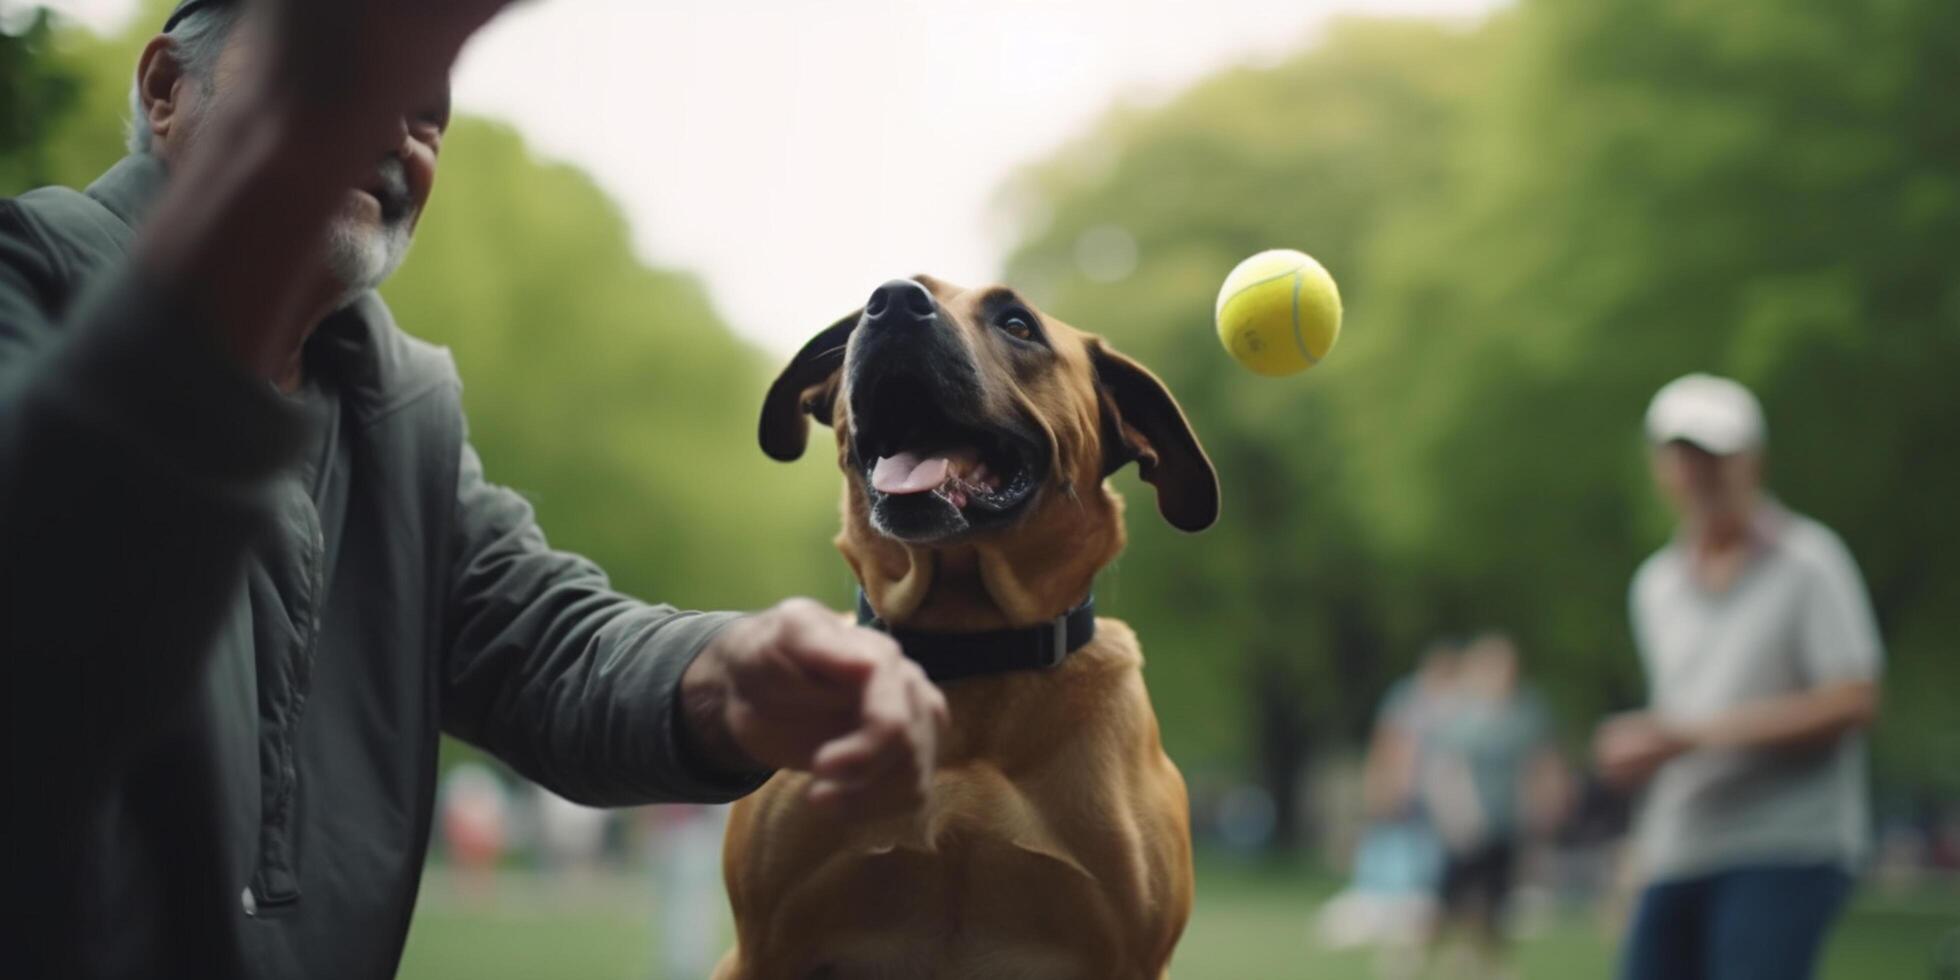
[1091,340,1219,532]
[759,310,859,462]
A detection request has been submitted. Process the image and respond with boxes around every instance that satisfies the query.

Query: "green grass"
[399,859,1960,979]
[402,904,656,979]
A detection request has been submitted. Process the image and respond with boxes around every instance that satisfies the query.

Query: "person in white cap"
[1594,374,1884,980]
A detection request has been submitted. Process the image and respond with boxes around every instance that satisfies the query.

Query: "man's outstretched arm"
[440,442,947,810]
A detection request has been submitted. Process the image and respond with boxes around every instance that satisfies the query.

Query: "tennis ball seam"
[1216,264,1307,317]
[1290,270,1320,367]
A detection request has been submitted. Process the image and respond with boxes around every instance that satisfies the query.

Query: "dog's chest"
[785,830,1117,980]
[729,631,1175,978]
[807,939,1090,980]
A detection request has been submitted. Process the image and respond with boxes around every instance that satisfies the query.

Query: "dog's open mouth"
[850,375,1044,540]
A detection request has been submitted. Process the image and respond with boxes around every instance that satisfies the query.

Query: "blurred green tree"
[0,8,81,191]
[1004,0,1960,841]
[1355,0,1960,799]
[383,117,847,612]
[1002,18,1509,844]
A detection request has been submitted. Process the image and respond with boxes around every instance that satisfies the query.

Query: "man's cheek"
[410,148,439,207]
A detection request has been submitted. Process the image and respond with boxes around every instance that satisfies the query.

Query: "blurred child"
[1316,642,1457,975]
[1419,633,1569,980]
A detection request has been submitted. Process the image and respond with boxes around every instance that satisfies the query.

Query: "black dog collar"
[855,589,1096,684]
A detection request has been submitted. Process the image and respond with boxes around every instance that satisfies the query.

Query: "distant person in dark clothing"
[1419,633,1568,979]
[1316,642,1456,964]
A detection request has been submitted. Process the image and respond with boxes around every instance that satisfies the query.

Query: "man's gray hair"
[125,3,245,155]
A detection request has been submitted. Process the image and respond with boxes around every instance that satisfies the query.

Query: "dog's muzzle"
[845,280,1047,542]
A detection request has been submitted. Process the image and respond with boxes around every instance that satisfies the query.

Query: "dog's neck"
[839,486,1127,633]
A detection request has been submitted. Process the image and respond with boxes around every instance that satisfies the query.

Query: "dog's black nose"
[863,279,937,323]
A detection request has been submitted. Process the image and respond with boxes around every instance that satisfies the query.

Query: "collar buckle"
[1040,614,1070,669]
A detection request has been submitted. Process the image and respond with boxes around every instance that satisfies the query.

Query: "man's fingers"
[811,725,891,779]
[811,678,914,779]
[759,598,898,685]
[720,597,946,786]
[807,775,914,811]
[808,705,920,787]
[806,734,908,808]
[805,661,942,810]
[786,628,894,685]
[810,738,906,802]
[807,735,926,813]
[915,669,951,734]
[808,774,926,815]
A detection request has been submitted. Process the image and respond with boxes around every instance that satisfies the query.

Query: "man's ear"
[135,35,190,154]
[759,310,860,462]
[1092,340,1219,532]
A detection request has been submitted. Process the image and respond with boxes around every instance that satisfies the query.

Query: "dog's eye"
[997,312,1037,342]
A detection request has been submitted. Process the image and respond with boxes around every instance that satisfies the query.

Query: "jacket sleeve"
[439,439,771,805]
[0,199,304,800]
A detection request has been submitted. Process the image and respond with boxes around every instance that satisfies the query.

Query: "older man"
[1,0,945,975]
[1594,374,1883,980]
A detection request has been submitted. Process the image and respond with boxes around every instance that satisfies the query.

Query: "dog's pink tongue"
[872,452,951,494]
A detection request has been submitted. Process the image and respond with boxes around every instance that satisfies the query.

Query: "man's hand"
[262,0,510,114]
[681,599,949,813]
[1593,711,1690,791]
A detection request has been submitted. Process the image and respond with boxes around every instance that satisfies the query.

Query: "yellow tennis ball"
[1214,249,1343,377]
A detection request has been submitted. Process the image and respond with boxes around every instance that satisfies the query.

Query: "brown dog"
[716,275,1216,979]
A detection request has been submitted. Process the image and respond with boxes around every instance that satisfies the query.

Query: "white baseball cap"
[1645,374,1765,455]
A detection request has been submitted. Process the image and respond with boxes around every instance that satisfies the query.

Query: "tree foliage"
[0,7,82,191]
[1004,2,1960,808]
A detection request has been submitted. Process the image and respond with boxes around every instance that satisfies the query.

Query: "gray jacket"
[1,155,763,978]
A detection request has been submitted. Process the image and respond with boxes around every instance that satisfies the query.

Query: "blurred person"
[642,804,730,980]
[1419,632,1568,980]
[1,1,947,975]
[1545,769,1634,930]
[1315,642,1457,974]
[1363,640,1462,828]
[1594,374,1883,980]
[532,784,611,876]
[438,763,512,898]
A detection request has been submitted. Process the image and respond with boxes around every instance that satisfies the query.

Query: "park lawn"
[398,859,1957,979]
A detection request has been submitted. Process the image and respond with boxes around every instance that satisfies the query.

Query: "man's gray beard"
[177,95,412,311]
[324,212,412,312]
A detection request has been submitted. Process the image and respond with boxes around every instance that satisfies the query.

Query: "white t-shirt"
[1629,503,1883,882]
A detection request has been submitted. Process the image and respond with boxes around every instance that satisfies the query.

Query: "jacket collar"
[85,155,455,426]
[307,296,456,426]
[85,153,171,231]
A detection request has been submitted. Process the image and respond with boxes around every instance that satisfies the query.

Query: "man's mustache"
[368,157,414,225]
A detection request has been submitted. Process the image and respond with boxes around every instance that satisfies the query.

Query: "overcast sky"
[43,0,1500,353]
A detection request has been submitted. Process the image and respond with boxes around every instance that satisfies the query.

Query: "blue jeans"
[1620,864,1854,980]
